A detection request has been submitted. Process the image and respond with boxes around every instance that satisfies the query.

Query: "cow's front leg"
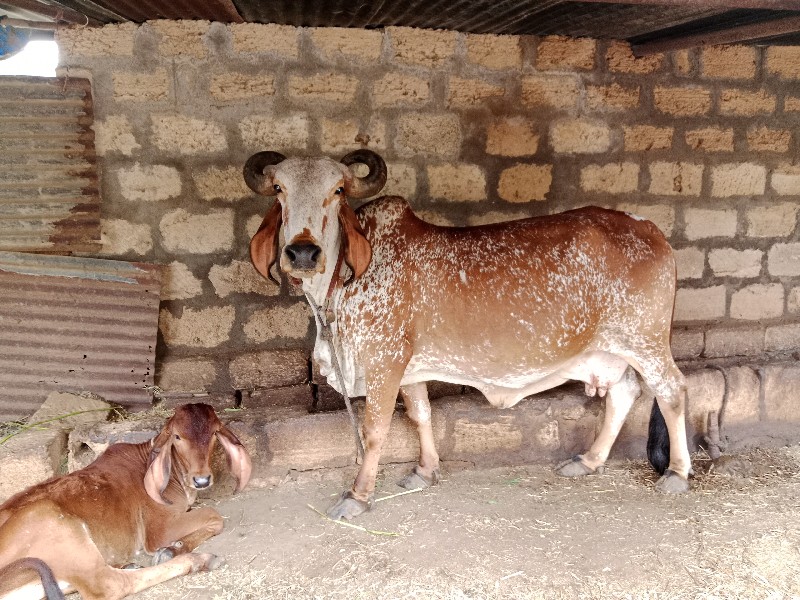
[398,382,440,490]
[327,367,405,520]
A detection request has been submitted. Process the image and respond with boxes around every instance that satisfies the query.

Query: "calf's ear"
[250,201,283,285]
[144,427,174,506]
[216,426,252,493]
[338,203,372,284]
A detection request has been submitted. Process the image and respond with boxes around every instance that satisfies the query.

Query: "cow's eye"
[174,434,181,440]
[335,187,344,195]
[273,184,282,193]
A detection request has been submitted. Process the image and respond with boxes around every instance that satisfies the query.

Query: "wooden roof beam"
[631,14,800,55]
[572,0,800,10]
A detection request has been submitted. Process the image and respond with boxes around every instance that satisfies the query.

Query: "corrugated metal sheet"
[230,0,724,37]
[0,77,100,254]
[7,0,800,45]
[0,252,162,421]
[55,0,243,23]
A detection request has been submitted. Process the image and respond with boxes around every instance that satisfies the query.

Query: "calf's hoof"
[203,554,226,572]
[153,539,187,565]
[555,456,604,477]
[153,547,175,565]
[185,553,223,573]
[398,466,440,490]
[655,469,689,494]
[327,490,372,521]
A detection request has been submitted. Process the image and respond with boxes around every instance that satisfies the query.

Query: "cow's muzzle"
[284,242,322,273]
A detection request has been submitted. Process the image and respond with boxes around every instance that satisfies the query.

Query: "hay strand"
[306,504,400,537]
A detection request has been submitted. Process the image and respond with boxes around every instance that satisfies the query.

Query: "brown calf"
[0,403,251,600]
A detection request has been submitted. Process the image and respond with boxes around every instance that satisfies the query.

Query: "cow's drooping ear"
[144,425,174,506]
[338,202,372,284]
[250,200,282,285]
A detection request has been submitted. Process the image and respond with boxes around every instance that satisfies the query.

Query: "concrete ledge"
[0,429,66,501]
[3,360,800,503]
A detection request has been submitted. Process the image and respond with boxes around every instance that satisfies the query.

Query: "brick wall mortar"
[55,23,800,394]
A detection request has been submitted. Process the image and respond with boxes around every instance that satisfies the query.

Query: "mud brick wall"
[55,22,800,402]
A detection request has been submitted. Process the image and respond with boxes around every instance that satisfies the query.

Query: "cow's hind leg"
[398,382,440,490]
[557,366,640,477]
[641,355,691,493]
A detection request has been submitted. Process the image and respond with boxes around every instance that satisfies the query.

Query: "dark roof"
[1,0,799,53]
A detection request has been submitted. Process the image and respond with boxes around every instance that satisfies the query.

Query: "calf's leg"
[146,507,224,564]
[74,553,221,600]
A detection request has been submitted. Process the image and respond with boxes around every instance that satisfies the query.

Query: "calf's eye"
[273,184,282,193]
[335,187,344,195]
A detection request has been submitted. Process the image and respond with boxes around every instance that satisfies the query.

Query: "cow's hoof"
[655,469,689,494]
[555,456,604,477]
[398,466,440,490]
[326,490,373,520]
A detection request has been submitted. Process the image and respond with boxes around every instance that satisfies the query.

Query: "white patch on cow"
[410,394,431,422]
[459,270,467,284]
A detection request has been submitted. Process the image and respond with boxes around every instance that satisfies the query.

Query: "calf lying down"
[0,403,251,600]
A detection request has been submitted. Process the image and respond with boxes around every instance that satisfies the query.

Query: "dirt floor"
[130,446,800,600]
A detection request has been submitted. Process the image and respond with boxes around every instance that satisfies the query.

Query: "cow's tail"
[646,399,669,475]
[0,557,65,600]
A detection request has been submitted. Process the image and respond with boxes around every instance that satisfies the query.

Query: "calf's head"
[144,403,252,505]
[244,150,387,284]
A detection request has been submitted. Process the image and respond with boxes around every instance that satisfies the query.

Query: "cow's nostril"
[193,476,211,489]
[285,243,322,269]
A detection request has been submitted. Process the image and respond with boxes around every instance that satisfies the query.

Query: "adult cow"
[244,149,690,520]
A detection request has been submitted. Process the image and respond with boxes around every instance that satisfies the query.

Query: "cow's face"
[244,151,386,285]
[272,157,345,277]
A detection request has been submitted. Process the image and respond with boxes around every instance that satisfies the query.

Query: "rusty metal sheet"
[0,76,100,254]
[0,252,162,421]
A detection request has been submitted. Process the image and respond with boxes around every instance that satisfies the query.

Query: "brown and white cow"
[244,149,691,520]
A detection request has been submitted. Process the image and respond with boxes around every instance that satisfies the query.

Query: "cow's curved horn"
[243,151,287,195]
[340,150,387,199]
